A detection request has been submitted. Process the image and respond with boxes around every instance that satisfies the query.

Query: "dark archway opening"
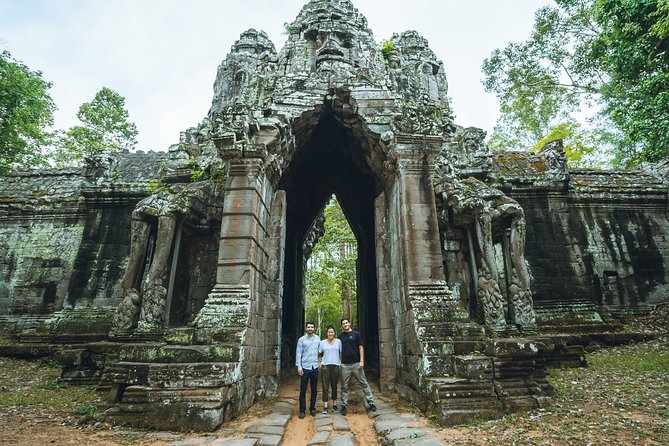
[279,113,380,380]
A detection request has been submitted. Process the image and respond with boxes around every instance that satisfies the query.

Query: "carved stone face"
[304,22,358,71]
[306,27,354,67]
[279,0,379,76]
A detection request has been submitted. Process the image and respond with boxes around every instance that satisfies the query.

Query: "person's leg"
[340,364,354,414]
[331,365,340,411]
[299,372,308,415]
[321,366,330,405]
[353,367,375,408]
[309,368,318,414]
[321,365,331,413]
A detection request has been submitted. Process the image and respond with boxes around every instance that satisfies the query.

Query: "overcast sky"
[0,0,551,151]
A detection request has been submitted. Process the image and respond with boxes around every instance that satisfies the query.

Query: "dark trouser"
[320,364,340,402]
[299,367,318,413]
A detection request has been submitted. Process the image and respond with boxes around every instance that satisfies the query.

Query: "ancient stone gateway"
[1,0,668,433]
[101,0,546,428]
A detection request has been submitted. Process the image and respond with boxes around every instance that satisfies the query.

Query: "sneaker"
[310,409,316,417]
[299,412,305,419]
[332,405,338,413]
[369,403,377,412]
[339,406,347,416]
[322,407,328,414]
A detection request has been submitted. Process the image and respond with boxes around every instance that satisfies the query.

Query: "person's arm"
[296,338,304,375]
[358,344,365,368]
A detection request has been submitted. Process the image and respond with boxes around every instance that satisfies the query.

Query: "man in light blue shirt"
[296,321,320,418]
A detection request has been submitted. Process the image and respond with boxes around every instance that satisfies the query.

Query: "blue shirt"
[296,333,320,371]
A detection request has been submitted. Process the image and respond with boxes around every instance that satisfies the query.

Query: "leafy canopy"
[55,86,138,166]
[0,50,56,174]
[305,196,358,338]
[483,0,669,168]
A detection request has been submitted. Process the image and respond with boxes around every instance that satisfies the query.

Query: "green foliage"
[531,120,613,168]
[651,0,669,39]
[483,0,669,167]
[305,196,357,338]
[283,22,292,36]
[73,401,98,422]
[381,39,396,62]
[0,357,99,412]
[210,165,228,187]
[190,169,203,182]
[591,0,669,166]
[54,86,138,166]
[0,50,57,174]
[147,179,161,192]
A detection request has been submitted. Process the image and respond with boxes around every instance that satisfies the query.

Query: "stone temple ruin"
[1,0,668,431]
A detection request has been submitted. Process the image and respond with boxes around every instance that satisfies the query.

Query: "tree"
[305,196,358,338]
[483,0,669,167]
[592,0,669,166]
[0,50,56,174]
[55,86,138,165]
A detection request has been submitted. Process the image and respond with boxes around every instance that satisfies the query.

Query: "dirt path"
[280,375,380,446]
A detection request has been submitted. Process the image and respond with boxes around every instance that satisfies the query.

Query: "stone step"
[105,385,229,431]
[105,361,240,388]
[115,342,239,363]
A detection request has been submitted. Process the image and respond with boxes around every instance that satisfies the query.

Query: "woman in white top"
[318,325,342,414]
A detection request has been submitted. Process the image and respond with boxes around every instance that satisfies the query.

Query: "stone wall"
[490,148,669,324]
[0,151,170,336]
[0,169,86,317]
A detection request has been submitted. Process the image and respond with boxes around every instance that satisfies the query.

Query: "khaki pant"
[340,363,374,408]
[320,364,340,402]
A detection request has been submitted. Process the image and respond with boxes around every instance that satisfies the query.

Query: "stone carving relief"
[539,139,569,182]
[434,155,536,332]
[450,126,492,171]
[112,127,225,333]
[112,179,224,332]
[210,29,277,115]
[387,31,449,105]
[393,103,454,136]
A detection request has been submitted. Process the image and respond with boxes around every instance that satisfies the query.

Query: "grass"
[0,357,101,421]
[588,344,669,374]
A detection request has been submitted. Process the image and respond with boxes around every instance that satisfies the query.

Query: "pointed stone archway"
[278,111,383,379]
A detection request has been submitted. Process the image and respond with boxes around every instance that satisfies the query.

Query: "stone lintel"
[395,133,444,147]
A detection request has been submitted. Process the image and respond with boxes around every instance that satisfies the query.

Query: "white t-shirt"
[319,338,342,366]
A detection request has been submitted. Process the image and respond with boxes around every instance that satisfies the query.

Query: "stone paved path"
[168,393,446,446]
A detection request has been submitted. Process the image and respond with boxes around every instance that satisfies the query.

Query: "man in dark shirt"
[338,317,376,416]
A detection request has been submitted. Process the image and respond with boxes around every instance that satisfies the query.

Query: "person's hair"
[340,318,350,325]
[326,325,335,332]
[305,321,315,327]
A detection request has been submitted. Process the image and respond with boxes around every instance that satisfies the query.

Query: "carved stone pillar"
[394,135,450,287]
[195,154,270,346]
[392,135,471,384]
